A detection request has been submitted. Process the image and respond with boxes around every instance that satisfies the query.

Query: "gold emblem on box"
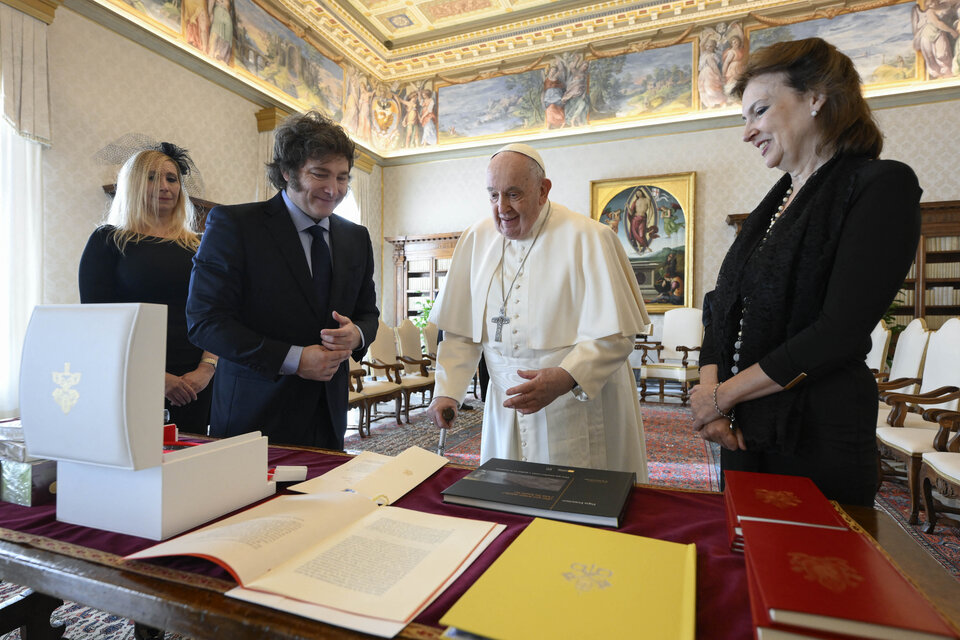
[52,362,81,414]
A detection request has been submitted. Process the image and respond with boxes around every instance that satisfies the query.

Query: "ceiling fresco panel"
[418,0,499,24]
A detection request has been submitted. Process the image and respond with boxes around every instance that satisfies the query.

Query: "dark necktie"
[306,224,331,312]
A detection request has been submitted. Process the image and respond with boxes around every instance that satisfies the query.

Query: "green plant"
[412,296,434,329]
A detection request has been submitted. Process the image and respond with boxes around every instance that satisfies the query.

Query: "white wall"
[382,98,960,333]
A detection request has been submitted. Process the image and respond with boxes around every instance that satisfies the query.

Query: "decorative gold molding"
[588,25,696,59]
[256,107,291,132]
[436,55,546,85]
[354,151,376,173]
[1,0,62,24]
[747,0,900,25]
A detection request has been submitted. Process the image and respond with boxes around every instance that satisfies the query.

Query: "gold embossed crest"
[52,362,81,414]
[789,552,863,593]
[562,562,613,593]
[755,489,802,509]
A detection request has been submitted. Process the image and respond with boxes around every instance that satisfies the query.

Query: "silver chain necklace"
[489,203,552,342]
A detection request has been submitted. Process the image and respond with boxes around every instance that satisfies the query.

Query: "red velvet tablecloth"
[0,446,750,639]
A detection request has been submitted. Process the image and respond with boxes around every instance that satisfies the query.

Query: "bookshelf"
[386,232,461,325]
[892,200,960,330]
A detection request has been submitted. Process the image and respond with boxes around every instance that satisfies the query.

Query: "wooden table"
[0,453,957,639]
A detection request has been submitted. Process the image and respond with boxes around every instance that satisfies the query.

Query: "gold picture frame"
[591,172,695,313]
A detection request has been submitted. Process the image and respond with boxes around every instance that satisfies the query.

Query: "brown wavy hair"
[732,37,883,159]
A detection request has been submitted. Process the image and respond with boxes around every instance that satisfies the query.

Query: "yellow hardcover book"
[441,518,696,640]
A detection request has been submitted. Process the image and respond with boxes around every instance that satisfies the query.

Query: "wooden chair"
[866,320,892,375]
[919,410,960,533]
[876,318,960,523]
[347,363,369,438]
[366,320,433,423]
[423,321,439,360]
[357,326,404,428]
[634,307,702,405]
[395,319,436,420]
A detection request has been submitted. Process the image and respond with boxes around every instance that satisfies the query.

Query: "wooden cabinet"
[892,200,960,330]
[386,232,461,325]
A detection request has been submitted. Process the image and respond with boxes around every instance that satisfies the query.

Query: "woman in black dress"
[79,144,217,434]
[690,38,922,505]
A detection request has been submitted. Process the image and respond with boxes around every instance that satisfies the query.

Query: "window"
[338,190,361,224]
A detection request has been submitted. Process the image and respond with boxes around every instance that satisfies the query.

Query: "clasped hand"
[503,367,575,415]
[165,373,198,407]
[297,311,359,381]
[689,383,746,451]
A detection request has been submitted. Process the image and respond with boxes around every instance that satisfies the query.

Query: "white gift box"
[19,304,275,540]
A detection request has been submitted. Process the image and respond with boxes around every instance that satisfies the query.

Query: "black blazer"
[186,192,379,448]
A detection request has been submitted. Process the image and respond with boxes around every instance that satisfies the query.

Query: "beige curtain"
[0,119,43,418]
[351,166,372,227]
[0,3,51,144]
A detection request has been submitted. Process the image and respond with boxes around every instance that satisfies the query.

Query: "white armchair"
[633,308,703,405]
[866,320,892,375]
[876,317,960,524]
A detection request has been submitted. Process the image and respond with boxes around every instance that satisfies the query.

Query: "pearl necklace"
[732,184,794,374]
[763,186,793,237]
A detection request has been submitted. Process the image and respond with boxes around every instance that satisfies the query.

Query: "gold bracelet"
[200,357,218,369]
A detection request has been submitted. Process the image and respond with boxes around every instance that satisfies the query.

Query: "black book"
[441,458,636,527]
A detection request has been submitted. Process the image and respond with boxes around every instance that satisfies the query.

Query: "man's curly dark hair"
[266,111,355,191]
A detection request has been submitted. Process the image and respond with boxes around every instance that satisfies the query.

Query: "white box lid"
[19,303,165,470]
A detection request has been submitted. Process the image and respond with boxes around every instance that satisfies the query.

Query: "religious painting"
[121,0,182,33]
[588,43,693,122]
[698,21,745,108]
[749,3,917,86]
[543,51,589,129]
[591,173,695,313]
[234,0,343,118]
[438,69,545,142]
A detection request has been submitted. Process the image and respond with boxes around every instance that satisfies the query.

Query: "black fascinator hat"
[95,133,205,197]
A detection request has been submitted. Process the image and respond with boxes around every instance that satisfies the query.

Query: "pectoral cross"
[490,306,510,342]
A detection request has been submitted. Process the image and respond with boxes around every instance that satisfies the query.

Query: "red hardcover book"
[742,521,958,640]
[746,549,861,640]
[724,471,847,552]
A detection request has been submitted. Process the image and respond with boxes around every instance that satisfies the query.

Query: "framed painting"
[591,172,695,313]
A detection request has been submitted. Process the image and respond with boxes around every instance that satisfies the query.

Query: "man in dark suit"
[186,112,379,449]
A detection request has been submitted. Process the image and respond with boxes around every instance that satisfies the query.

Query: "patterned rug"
[875,479,960,580]
[345,404,483,467]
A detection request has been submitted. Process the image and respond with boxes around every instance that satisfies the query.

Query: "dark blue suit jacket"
[186,192,379,448]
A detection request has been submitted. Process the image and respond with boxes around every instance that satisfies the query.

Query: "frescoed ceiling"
[267,0,807,81]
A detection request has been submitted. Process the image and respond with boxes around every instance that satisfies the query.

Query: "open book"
[127,491,504,638]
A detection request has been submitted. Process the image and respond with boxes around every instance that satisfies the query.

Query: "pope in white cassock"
[426,143,652,479]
